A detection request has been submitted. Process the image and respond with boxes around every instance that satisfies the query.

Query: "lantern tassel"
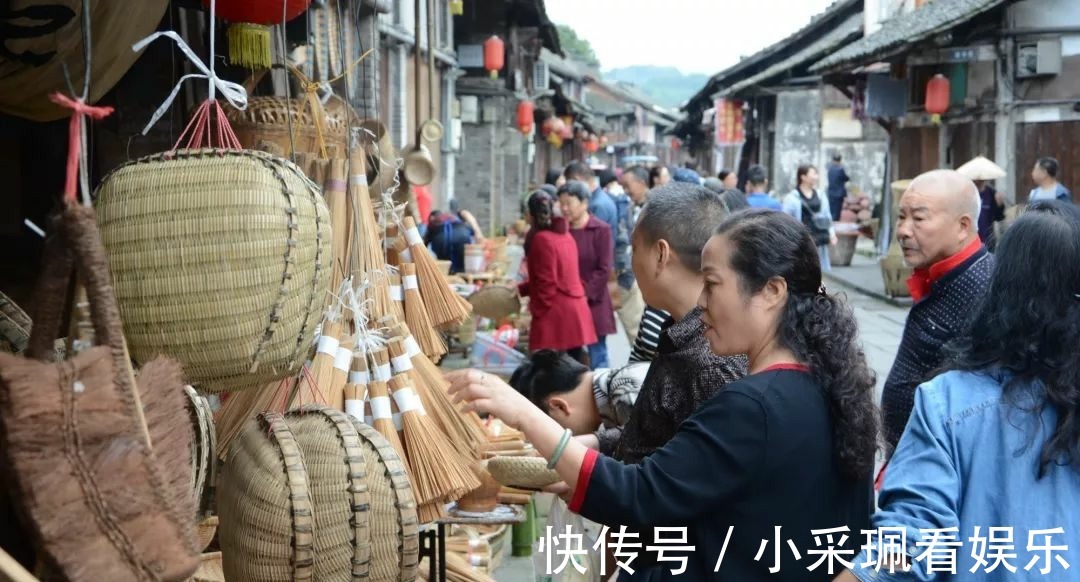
[228,23,273,70]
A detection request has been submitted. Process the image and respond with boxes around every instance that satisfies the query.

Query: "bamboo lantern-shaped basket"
[94,149,333,393]
[218,406,418,582]
[223,96,358,160]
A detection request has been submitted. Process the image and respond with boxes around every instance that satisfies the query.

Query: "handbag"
[0,205,198,581]
[801,197,833,233]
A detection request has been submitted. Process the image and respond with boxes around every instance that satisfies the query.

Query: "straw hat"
[956,156,1007,181]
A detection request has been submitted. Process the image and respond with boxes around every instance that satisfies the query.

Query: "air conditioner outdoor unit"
[1016,39,1062,79]
[533,61,550,92]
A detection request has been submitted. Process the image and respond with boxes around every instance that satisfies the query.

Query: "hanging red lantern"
[925,74,950,121]
[558,116,573,140]
[484,36,505,80]
[549,116,566,137]
[205,0,312,69]
[584,138,599,154]
[517,100,535,134]
[540,117,556,137]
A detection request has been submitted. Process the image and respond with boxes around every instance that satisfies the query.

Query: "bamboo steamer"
[94,149,332,393]
[218,406,419,582]
[223,96,357,159]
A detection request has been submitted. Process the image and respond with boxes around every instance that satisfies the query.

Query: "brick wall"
[453,93,527,236]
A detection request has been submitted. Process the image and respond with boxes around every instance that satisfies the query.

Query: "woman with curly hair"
[839,200,1080,582]
[448,208,878,581]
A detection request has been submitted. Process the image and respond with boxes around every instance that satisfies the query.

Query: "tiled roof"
[811,0,1012,73]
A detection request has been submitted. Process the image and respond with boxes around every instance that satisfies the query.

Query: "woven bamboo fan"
[223,96,356,160]
[467,286,520,322]
[219,406,418,582]
[94,149,332,393]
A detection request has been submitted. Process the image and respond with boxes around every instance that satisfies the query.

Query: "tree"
[556,24,600,69]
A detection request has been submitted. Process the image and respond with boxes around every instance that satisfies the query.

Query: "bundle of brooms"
[401,216,471,328]
[400,261,446,359]
[348,149,393,320]
[387,371,478,523]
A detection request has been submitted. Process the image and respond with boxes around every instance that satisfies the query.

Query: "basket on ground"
[94,149,332,393]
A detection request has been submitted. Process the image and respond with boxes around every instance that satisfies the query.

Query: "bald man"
[881,170,996,454]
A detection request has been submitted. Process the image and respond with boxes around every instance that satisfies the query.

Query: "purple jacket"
[569,215,616,337]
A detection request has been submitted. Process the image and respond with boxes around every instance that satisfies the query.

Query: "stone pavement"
[824,250,913,309]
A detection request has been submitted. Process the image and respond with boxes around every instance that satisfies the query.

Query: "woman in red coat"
[520,190,597,365]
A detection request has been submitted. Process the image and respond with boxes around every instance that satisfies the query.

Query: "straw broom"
[388,336,482,461]
[349,149,393,319]
[387,271,406,324]
[400,261,447,359]
[302,316,342,403]
[327,334,355,411]
[326,158,351,293]
[389,320,488,450]
[385,223,402,268]
[388,373,480,523]
[343,349,370,423]
[401,216,472,327]
[367,379,410,472]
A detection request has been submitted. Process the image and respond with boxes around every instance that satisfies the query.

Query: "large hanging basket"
[223,96,358,160]
[218,406,419,582]
[94,149,332,393]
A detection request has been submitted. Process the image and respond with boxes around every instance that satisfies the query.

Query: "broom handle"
[414,0,422,146]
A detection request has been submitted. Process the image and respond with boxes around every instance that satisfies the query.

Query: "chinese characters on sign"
[535,525,1071,576]
[714,99,745,146]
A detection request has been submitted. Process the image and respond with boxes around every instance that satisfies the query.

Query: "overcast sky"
[544,0,838,75]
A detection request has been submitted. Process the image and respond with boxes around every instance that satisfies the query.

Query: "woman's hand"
[445,368,539,431]
[830,233,839,246]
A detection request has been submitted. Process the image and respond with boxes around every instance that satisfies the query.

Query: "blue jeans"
[587,337,608,370]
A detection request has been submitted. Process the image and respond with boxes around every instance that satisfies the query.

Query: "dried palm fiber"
[385,223,403,267]
[0,204,198,581]
[400,262,447,359]
[388,336,478,461]
[387,320,487,451]
[94,149,332,393]
[219,405,421,582]
[327,334,356,411]
[388,373,480,523]
[368,379,410,472]
[304,316,343,404]
[223,96,353,160]
[185,386,218,518]
[401,216,472,327]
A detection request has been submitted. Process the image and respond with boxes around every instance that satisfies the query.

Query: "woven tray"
[485,457,560,490]
[0,291,30,354]
[94,148,332,393]
[223,96,356,159]
[467,286,520,322]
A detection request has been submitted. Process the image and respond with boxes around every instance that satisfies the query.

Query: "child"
[509,350,647,455]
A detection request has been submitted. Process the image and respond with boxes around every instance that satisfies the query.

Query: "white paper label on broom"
[393,412,403,431]
[391,354,414,373]
[373,363,392,382]
[317,335,340,357]
[349,174,369,187]
[401,248,413,262]
[333,346,352,372]
[405,227,423,246]
[403,275,419,290]
[365,415,374,425]
[390,285,403,301]
[370,396,392,420]
[392,387,424,414]
[469,554,483,567]
[404,336,422,358]
[349,370,370,385]
[345,399,365,421]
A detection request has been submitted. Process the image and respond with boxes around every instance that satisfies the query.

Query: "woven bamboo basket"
[0,291,30,354]
[467,286,520,322]
[186,386,218,517]
[218,406,419,582]
[191,551,225,582]
[485,457,560,490]
[223,96,356,160]
[94,148,332,393]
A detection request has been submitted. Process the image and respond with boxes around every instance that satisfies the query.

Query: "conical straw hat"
[957,156,1007,181]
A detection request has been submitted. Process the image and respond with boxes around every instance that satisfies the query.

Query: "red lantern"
[517,100,535,134]
[204,0,312,69]
[925,74,950,117]
[540,117,556,137]
[584,138,599,154]
[484,36,505,79]
[558,116,573,140]
[549,117,566,137]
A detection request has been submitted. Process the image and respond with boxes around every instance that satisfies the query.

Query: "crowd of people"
[440,156,1078,581]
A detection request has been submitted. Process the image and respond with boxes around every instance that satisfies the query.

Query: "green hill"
[603,66,709,109]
